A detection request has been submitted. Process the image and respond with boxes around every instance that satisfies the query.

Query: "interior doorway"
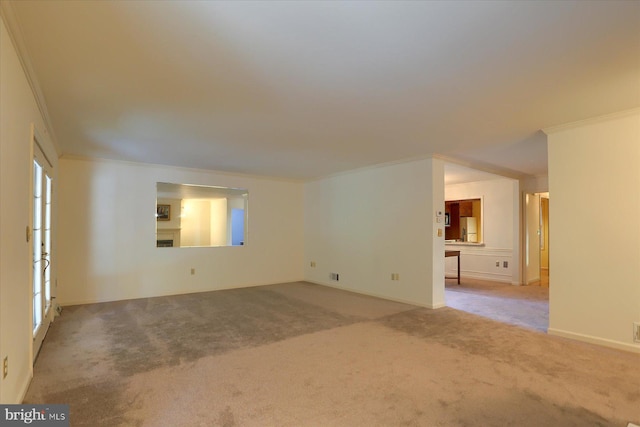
[525,192,549,287]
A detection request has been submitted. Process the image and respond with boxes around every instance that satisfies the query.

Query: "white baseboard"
[548,328,640,353]
[17,372,33,403]
[58,278,306,307]
[445,270,512,283]
[305,280,440,309]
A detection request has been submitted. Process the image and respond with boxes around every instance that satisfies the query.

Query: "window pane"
[33,292,42,333]
[33,260,41,294]
[33,231,41,264]
[33,161,42,197]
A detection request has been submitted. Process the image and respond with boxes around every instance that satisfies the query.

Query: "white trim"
[444,247,513,256]
[306,151,532,183]
[58,279,306,307]
[31,125,53,168]
[60,154,305,183]
[445,271,513,283]
[305,280,435,309]
[0,4,61,156]
[548,328,640,354]
[16,372,33,404]
[434,154,530,181]
[542,107,640,135]
[307,155,437,183]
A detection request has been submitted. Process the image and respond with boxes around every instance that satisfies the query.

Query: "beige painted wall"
[304,158,445,308]
[0,18,59,403]
[57,157,304,305]
[547,109,640,352]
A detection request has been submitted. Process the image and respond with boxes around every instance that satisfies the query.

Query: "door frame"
[521,191,550,286]
[30,124,55,362]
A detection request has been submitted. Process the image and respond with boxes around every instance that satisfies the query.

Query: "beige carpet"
[445,277,549,331]
[25,281,639,426]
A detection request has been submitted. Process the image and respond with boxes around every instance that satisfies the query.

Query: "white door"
[32,145,53,361]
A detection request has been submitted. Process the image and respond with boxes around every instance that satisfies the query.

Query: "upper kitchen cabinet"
[459,201,473,217]
[445,198,483,243]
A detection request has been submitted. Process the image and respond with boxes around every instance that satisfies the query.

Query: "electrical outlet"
[496,261,500,267]
[3,356,8,379]
[390,273,400,281]
[190,268,195,275]
[310,261,316,267]
[503,261,509,268]
[634,322,640,343]
[330,273,339,281]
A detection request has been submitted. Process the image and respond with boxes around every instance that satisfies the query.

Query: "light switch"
[437,228,443,237]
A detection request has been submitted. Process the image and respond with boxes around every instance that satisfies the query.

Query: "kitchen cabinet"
[459,201,473,217]
[445,198,482,243]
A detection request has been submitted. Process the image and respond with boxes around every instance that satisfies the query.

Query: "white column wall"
[304,158,444,308]
[546,109,640,352]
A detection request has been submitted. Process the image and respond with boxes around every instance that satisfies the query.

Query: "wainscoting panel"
[445,246,513,283]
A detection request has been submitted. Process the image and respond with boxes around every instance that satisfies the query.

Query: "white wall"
[304,158,445,308]
[0,18,59,403]
[547,109,640,352]
[57,157,304,305]
[444,178,520,284]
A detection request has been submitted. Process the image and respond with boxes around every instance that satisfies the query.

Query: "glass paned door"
[32,147,53,360]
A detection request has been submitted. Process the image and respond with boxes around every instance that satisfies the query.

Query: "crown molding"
[1,1,61,156]
[59,154,307,184]
[543,107,640,135]
[432,154,530,182]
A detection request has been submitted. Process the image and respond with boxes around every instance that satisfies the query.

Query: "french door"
[32,145,53,360]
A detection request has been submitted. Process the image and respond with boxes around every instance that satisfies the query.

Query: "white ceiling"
[6,1,640,181]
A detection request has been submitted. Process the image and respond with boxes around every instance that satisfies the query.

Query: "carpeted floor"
[445,277,549,332]
[25,281,639,426]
